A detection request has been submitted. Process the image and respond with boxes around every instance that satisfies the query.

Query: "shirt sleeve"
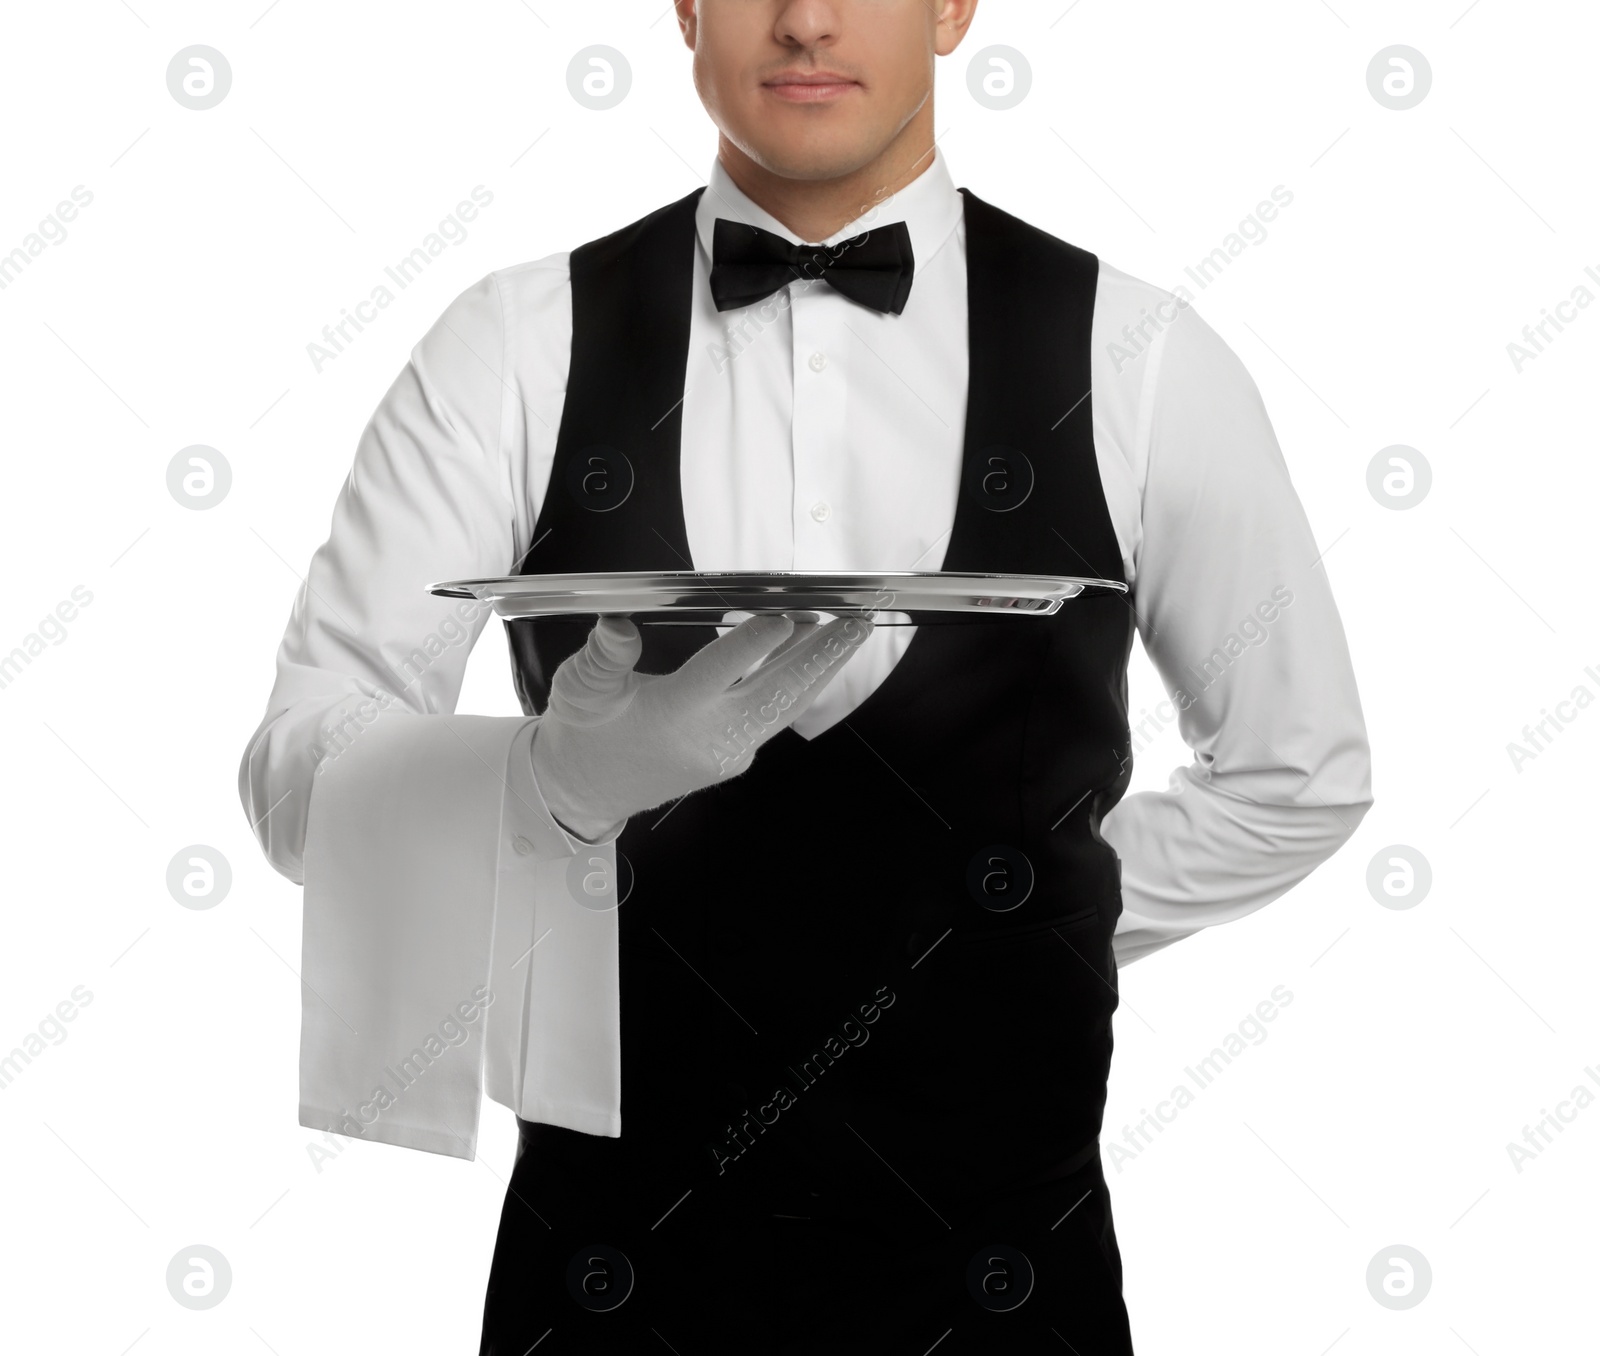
[240,270,522,875]
[1103,303,1374,966]
[237,267,594,877]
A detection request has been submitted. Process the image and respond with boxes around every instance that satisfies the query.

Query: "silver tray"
[430,570,1126,625]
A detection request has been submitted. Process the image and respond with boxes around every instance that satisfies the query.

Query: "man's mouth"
[762,71,862,104]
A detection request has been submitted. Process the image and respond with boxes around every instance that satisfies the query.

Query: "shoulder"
[488,252,575,351]
[1090,256,1253,421]
[410,251,573,396]
[1091,258,1197,369]
[1095,254,1255,377]
[417,188,705,369]
[1086,256,1262,533]
[484,251,574,330]
[422,187,704,341]
[1086,260,1192,493]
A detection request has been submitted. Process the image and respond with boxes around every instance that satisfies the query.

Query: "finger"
[752,610,843,675]
[672,612,796,700]
[549,616,642,725]
[753,614,874,689]
[723,611,822,687]
[727,615,875,731]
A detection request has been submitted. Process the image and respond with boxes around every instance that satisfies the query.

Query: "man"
[240,1,1373,1351]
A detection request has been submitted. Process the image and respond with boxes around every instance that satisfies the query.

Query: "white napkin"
[298,713,622,1159]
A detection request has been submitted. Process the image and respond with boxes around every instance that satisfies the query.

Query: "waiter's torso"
[504,184,1135,1210]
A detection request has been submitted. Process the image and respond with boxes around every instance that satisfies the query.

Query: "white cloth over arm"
[239,270,623,1159]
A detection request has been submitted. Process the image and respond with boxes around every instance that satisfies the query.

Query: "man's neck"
[716,105,938,244]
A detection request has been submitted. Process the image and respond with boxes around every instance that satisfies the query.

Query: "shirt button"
[512,835,535,856]
[808,351,828,373]
[810,501,832,523]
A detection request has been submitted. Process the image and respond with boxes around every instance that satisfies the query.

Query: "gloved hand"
[530,611,874,840]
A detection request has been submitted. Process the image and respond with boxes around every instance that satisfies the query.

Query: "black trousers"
[480,1118,1135,1354]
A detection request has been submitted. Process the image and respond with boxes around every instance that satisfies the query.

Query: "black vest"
[504,189,1134,1209]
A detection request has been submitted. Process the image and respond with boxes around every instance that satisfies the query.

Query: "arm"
[238,269,628,1156]
[238,271,548,878]
[1105,304,1374,966]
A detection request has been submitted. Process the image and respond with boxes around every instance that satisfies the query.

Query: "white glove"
[530,611,874,840]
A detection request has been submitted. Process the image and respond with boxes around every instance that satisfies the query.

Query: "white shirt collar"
[693,147,963,278]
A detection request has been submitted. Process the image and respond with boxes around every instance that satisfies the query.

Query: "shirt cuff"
[521,721,629,848]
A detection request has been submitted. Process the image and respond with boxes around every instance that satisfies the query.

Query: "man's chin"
[737,134,889,186]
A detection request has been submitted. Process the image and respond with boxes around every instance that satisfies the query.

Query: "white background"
[1,1,1595,1352]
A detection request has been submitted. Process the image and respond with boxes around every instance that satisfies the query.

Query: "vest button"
[808,350,828,373]
[810,500,832,523]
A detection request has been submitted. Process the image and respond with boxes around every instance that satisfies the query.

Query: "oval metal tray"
[429,570,1126,625]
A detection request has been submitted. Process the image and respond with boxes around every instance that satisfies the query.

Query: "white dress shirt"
[240,150,1373,1159]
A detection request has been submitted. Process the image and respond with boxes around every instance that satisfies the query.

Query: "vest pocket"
[959,904,1101,945]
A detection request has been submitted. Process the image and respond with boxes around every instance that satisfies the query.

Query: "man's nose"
[773,0,842,50]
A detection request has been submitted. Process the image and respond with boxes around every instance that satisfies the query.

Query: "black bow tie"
[709,217,915,316]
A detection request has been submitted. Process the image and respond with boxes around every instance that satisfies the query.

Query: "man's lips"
[763,72,861,104]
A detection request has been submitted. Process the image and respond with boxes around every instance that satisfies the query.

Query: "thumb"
[549,616,642,726]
